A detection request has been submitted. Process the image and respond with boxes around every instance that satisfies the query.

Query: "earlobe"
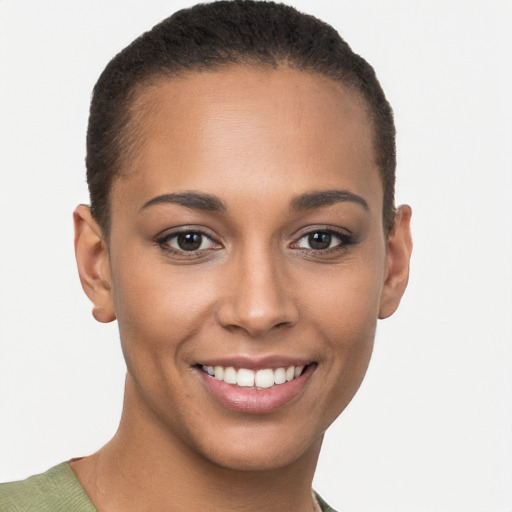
[379,205,413,319]
[73,205,116,323]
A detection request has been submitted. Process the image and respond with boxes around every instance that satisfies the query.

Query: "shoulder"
[0,463,96,512]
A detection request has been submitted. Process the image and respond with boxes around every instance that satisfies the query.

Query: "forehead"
[112,66,381,218]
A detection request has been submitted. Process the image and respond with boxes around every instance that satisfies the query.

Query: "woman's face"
[104,67,395,470]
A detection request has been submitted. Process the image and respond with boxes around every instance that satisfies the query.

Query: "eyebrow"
[290,189,369,212]
[139,188,368,215]
[139,192,227,213]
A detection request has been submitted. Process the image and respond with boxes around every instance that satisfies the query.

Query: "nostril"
[215,268,299,336]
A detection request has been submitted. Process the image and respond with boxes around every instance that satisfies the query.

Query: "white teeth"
[274,367,286,385]
[255,369,274,389]
[223,366,237,384]
[202,364,308,389]
[214,366,224,380]
[237,368,255,387]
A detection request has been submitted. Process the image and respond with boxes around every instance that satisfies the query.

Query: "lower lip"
[197,366,314,414]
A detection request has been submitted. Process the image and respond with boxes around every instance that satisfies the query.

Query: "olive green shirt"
[0,463,337,511]
[0,463,94,511]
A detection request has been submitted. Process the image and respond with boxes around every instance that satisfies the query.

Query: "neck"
[71,375,323,512]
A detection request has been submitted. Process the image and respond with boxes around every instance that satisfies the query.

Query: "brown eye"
[298,231,336,250]
[158,230,219,253]
[307,232,332,250]
[176,232,203,251]
[295,229,352,251]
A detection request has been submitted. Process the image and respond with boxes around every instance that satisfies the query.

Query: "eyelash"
[291,228,354,254]
[155,228,220,257]
[155,227,354,257]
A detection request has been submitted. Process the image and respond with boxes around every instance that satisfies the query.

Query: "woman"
[0,1,412,510]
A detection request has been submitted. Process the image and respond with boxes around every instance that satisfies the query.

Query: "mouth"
[195,361,317,414]
[198,364,309,389]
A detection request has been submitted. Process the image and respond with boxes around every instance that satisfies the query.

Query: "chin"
[184,421,325,473]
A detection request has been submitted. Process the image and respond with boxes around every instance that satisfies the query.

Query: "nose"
[216,246,299,337]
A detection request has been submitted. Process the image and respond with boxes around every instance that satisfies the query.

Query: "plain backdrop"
[1,1,511,511]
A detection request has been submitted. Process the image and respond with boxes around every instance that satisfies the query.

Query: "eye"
[157,230,219,253]
[294,230,351,251]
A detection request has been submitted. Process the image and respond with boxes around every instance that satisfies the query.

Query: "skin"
[72,66,412,511]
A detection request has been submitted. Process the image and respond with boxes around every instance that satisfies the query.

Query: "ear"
[73,205,116,323]
[379,205,413,319]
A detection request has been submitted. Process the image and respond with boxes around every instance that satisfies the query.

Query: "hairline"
[101,61,389,238]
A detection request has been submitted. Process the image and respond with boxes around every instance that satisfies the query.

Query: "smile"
[196,359,316,413]
[200,365,305,389]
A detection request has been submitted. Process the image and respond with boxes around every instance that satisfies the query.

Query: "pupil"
[177,233,202,251]
[309,232,331,250]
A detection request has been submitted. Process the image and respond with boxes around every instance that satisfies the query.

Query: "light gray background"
[1,1,511,511]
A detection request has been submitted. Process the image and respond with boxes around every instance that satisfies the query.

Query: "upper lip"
[196,355,314,370]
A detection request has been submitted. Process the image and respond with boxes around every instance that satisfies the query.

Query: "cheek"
[110,254,217,371]
[304,266,382,422]
[303,256,384,341]
[300,254,384,399]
